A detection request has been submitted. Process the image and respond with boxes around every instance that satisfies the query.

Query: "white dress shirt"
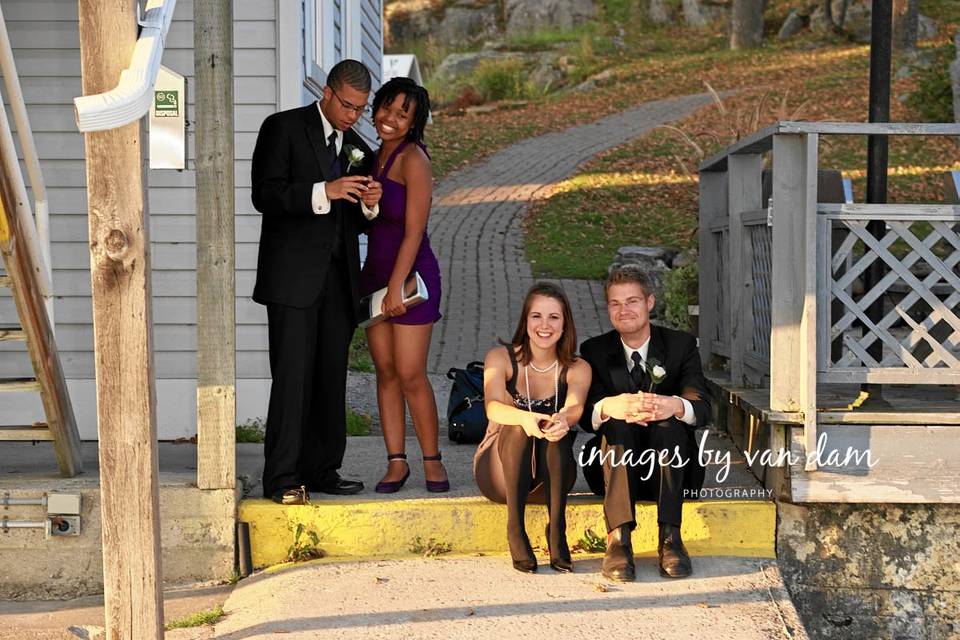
[590,336,696,429]
[310,101,378,220]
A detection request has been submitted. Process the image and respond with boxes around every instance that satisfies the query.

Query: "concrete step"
[241,497,775,569]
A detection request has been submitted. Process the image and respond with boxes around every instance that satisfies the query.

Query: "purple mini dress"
[359,140,442,325]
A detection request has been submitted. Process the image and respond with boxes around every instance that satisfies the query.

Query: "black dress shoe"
[309,476,364,495]
[601,524,635,582]
[658,523,692,578]
[269,486,309,505]
[545,523,573,573]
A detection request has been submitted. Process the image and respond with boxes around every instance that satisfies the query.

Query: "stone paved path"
[426,93,711,374]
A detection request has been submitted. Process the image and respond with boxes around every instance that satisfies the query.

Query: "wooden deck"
[707,374,960,504]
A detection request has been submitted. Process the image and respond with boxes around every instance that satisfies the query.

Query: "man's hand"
[360,178,382,208]
[325,176,372,203]
[635,392,685,423]
[602,393,649,423]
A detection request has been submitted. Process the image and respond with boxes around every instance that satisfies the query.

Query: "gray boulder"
[649,0,675,25]
[528,53,565,93]
[385,0,499,47]
[504,0,597,36]
[434,51,517,82]
[778,9,806,40]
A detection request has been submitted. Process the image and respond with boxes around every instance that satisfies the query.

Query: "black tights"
[497,426,574,561]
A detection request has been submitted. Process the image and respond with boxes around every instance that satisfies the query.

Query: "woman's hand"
[541,412,571,442]
[382,280,407,317]
[519,411,551,439]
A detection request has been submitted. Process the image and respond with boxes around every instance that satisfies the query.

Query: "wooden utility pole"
[195,0,236,490]
[77,1,163,637]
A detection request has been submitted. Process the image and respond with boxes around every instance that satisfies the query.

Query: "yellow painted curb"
[239,497,776,569]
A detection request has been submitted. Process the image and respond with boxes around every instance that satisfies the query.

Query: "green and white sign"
[154,90,180,117]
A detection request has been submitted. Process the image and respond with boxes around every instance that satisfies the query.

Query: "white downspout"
[0,3,55,324]
[73,0,177,132]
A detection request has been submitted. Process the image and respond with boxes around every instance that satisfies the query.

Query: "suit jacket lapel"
[304,105,336,182]
[646,325,667,392]
[605,331,632,394]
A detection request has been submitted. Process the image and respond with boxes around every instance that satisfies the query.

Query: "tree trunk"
[731,0,765,49]
[682,0,717,28]
[834,0,849,29]
[892,0,919,51]
[649,0,674,25]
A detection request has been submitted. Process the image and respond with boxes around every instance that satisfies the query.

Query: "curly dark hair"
[371,77,430,143]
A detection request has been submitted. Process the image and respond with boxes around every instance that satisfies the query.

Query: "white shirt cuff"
[361,202,379,220]
[591,398,609,430]
[312,182,332,215]
[675,396,696,425]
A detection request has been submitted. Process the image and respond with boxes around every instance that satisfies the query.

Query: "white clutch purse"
[357,272,429,328]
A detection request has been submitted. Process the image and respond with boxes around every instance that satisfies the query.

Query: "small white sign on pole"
[150,65,186,170]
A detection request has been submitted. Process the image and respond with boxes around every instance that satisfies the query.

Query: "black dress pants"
[261,256,355,497]
[582,418,691,532]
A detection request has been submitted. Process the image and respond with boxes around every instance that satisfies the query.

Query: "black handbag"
[446,361,487,443]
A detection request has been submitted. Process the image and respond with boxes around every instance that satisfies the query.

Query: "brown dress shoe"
[601,524,635,582]
[658,524,692,578]
[270,486,309,506]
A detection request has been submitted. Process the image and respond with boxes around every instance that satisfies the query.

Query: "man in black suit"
[579,266,711,580]
[251,60,382,504]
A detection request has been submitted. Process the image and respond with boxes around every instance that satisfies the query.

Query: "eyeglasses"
[607,296,647,311]
[329,87,370,115]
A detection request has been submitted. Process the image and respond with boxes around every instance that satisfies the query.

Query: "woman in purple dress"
[360,77,448,493]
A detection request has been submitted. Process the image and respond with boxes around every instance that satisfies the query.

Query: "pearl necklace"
[524,362,559,415]
[528,359,557,373]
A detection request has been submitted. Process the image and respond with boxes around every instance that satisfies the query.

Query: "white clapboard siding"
[0,0,383,437]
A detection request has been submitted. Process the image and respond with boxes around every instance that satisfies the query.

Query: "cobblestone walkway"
[426,93,711,373]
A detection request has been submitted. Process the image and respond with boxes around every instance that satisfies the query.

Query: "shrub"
[906,45,955,123]
[662,259,698,332]
[472,58,530,102]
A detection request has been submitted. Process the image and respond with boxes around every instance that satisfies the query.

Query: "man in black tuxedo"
[579,266,711,580]
[251,60,382,504]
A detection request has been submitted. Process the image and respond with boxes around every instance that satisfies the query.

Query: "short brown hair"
[502,282,578,368]
[604,266,654,300]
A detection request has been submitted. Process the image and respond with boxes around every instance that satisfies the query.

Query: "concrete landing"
[212,556,808,639]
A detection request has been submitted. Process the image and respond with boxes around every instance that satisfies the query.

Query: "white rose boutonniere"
[345,145,365,173]
[646,358,666,392]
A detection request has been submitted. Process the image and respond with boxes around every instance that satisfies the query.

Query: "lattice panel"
[824,213,960,382]
[749,224,772,358]
[714,230,728,345]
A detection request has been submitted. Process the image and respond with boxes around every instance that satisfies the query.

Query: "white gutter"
[73,0,177,132]
[0,3,54,324]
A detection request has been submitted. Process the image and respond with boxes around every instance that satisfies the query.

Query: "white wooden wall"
[0,0,383,439]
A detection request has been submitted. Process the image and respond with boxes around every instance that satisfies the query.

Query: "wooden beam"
[195,0,236,491]
[77,1,163,636]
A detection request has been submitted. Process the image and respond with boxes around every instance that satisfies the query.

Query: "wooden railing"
[698,122,960,470]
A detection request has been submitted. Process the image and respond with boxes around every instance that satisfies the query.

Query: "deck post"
[770,133,819,470]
